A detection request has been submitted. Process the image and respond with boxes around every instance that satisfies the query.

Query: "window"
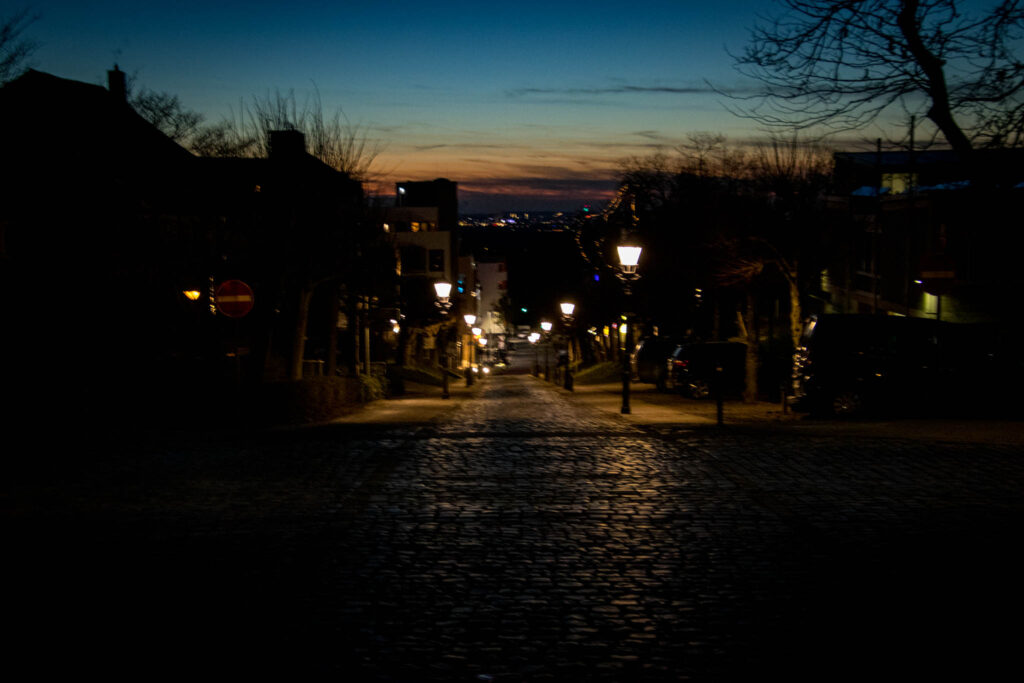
[881,172,918,194]
[400,246,426,274]
[428,249,445,273]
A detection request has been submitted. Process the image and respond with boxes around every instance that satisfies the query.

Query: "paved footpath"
[6,375,1024,681]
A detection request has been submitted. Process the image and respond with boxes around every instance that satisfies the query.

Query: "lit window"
[881,173,918,194]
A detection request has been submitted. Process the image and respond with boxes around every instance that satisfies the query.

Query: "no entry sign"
[215,279,255,318]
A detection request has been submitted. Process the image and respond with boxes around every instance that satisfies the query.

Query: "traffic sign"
[215,280,254,318]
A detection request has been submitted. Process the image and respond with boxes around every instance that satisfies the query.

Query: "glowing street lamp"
[539,320,553,379]
[528,331,541,376]
[434,281,453,398]
[434,281,452,306]
[616,243,643,414]
[617,245,642,274]
[560,302,576,391]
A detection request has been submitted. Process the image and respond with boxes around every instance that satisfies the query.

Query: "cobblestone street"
[7,374,1024,681]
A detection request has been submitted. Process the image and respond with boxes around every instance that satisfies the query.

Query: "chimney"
[268,129,306,159]
[108,64,127,103]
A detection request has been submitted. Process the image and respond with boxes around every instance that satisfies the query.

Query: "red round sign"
[215,279,255,318]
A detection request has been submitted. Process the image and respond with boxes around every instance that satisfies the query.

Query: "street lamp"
[528,331,541,376]
[434,281,452,305]
[560,302,576,391]
[616,243,642,414]
[463,315,479,386]
[434,281,453,399]
[540,320,552,380]
[617,245,642,277]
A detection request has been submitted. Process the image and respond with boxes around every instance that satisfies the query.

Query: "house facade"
[815,149,1024,326]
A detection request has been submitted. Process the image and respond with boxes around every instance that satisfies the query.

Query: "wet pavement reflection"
[7,375,1024,680]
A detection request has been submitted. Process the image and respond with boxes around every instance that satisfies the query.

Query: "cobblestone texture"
[6,375,1024,680]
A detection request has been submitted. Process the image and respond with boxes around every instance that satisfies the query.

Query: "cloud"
[457,176,619,213]
[410,142,518,152]
[508,85,718,98]
[505,79,765,104]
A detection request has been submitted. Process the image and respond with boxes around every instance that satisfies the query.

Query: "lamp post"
[477,335,488,376]
[528,331,541,376]
[616,244,642,414]
[471,325,483,381]
[434,281,453,399]
[463,313,477,386]
[540,320,552,380]
[560,302,576,391]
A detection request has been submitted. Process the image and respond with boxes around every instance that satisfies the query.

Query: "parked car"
[792,314,1021,417]
[665,341,747,399]
[630,336,677,390]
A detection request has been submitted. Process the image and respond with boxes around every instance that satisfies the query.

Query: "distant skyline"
[22,1,890,212]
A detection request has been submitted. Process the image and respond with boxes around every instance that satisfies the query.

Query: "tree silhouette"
[0,8,36,84]
[601,134,832,400]
[130,87,204,143]
[241,89,382,181]
[731,1,1024,153]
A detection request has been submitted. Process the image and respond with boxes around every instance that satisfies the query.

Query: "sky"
[20,1,858,212]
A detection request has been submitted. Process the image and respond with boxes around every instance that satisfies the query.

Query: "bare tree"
[607,133,832,401]
[130,87,204,143]
[731,1,1024,152]
[243,89,382,180]
[187,118,258,158]
[126,80,382,175]
[678,132,729,177]
[0,7,37,84]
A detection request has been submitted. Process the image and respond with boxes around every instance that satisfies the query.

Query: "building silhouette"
[818,148,1024,324]
[1,68,375,426]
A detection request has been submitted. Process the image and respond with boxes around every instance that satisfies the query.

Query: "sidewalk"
[328,377,483,425]
[331,373,1024,445]
[566,380,797,426]
[563,378,1024,445]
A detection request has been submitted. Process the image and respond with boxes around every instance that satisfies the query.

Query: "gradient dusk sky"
[24,1,846,212]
